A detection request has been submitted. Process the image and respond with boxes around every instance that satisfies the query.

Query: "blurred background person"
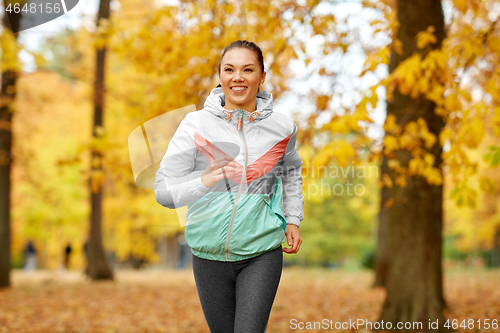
[64,242,72,270]
[23,240,37,271]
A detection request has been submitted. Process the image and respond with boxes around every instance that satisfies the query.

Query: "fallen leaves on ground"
[0,268,499,332]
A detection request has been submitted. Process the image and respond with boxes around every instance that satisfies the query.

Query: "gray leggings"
[192,245,283,333]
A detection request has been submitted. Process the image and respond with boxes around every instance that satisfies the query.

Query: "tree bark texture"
[0,6,22,289]
[377,0,449,331]
[373,156,390,288]
[158,233,181,270]
[87,0,113,280]
[492,226,500,267]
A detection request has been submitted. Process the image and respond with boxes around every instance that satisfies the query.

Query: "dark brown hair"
[216,40,265,88]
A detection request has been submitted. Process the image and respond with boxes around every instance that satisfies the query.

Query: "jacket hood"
[203,86,274,124]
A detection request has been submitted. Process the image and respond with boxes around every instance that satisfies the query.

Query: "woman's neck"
[224,103,257,112]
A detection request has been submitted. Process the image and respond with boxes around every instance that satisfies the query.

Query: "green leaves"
[449,183,477,208]
[483,145,500,168]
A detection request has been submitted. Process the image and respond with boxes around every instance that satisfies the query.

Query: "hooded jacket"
[154,87,304,261]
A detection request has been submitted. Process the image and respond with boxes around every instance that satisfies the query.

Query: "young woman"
[154,40,304,333]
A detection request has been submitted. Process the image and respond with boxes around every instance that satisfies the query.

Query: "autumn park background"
[1,0,500,332]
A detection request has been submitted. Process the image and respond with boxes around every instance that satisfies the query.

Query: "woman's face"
[219,48,266,112]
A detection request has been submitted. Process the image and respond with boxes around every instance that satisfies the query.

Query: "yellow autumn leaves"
[385,48,448,101]
[382,115,442,188]
[416,26,438,50]
[368,15,498,208]
[0,29,22,72]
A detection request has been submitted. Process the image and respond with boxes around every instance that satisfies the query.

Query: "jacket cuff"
[189,171,210,196]
[285,216,301,228]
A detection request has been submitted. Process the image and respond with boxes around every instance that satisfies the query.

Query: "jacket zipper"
[225,109,248,261]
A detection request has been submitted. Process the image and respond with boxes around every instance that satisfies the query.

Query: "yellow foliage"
[298,145,315,163]
[361,47,390,76]
[459,89,472,102]
[421,130,437,149]
[489,37,500,53]
[316,95,330,111]
[409,158,425,175]
[32,52,47,69]
[416,117,426,129]
[422,166,443,185]
[492,107,500,138]
[354,107,374,125]
[444,94,461,113]
[346,115,361,131]
[398,133,415,150]
[336,140,356,166]
[391,54,421,95]
[415,77,429,97]
[450,183,478,208]
[405,121,419,135]
[486,69,500,100]
[90,170,104,193]
[383,114,398,133]
[392,38,403,55]
[426,84,445,105]
[443,144,470,176]
[0,29,22,71]
[394,175,407,188]
[383,197,394,208]
[424,153,435,166]
[453,0,468,14]
[421,50,447,74]
[382,173,393,188]
[302,178,325,204]
[457,117,485,149]
[313,153,330,169]
[329,116,349,135]
[370,19,385,27]
[478,176,497,195]
[387,159,401,171]
[416,26,437,49]
[439,127,453,146]
[93,18,114,50]
[383,135,399,154]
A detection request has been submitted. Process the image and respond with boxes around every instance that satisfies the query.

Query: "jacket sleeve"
[154,112,210,209]
[281,123,304,227]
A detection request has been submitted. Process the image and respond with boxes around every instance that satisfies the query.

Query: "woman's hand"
[283,224,302,254]
[201,155,237,188]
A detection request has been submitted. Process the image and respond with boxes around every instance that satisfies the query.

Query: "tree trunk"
[87,0,113,280]
[373,156,390,288]
[158,233,181,270]
[492,226,500,267]
[377,0,448,331]
[0,6,22,289]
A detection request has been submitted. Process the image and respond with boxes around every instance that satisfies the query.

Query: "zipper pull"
[236,109,243,131]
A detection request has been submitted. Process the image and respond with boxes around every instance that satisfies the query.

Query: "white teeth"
[231,87,247,91]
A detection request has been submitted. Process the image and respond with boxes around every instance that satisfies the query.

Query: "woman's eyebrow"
[223,63,255,67]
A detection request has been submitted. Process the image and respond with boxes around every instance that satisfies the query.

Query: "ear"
[261,71,266,85]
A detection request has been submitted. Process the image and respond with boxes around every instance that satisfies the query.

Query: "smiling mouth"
[231,87,247,92]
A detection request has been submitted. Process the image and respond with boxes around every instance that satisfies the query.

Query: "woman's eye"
[224,68,253,72]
